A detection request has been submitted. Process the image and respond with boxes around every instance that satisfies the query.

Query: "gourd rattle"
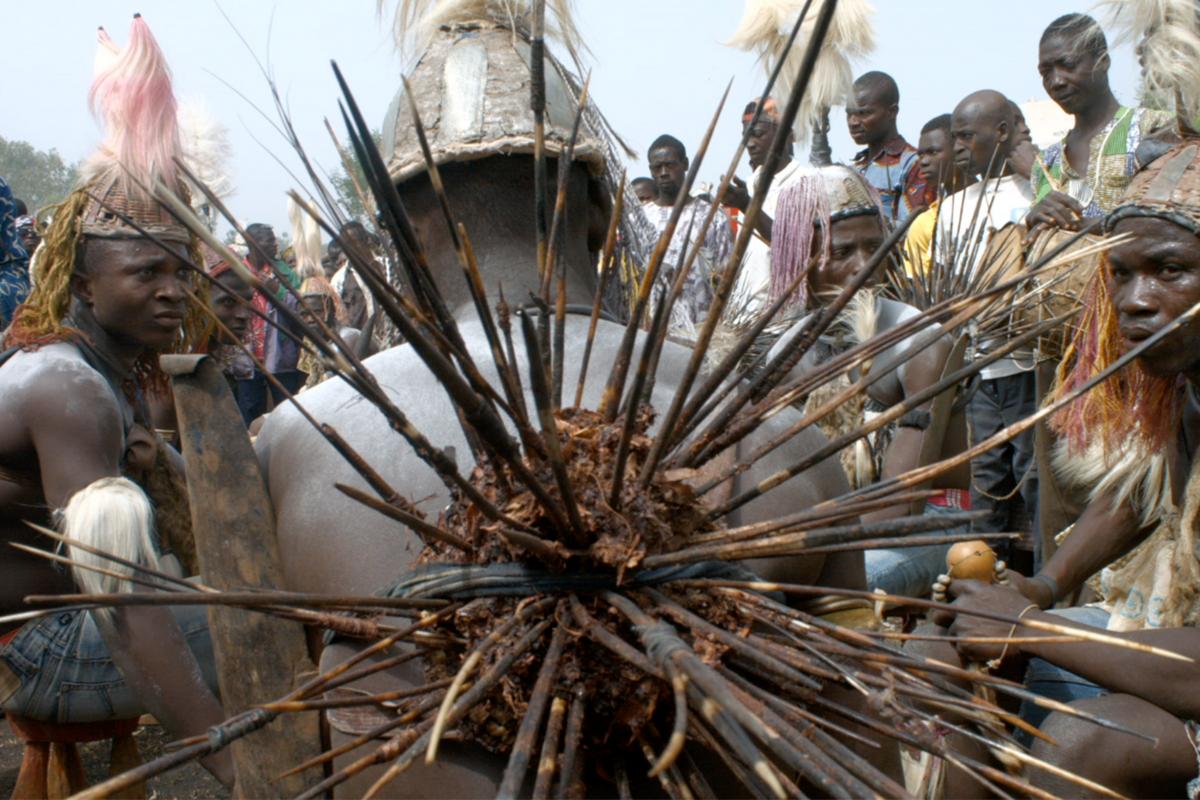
[932,540,1008,604]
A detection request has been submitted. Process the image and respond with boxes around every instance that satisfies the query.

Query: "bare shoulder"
[1,344,121,423]
[875,299,951,392]
[877,297,930,332]
[341,327,362,350]
[874,298,947,347]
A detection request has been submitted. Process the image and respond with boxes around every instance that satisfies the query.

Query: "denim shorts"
[0,605,216,724]
[1015,604,1110,745]
[865,501,969,599]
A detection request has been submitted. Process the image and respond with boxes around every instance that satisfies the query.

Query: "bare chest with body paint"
[0,344,126,624]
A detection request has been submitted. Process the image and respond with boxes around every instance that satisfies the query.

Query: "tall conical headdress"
[379,0,606,183]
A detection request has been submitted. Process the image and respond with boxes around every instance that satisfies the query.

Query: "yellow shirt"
[903,199,939,276]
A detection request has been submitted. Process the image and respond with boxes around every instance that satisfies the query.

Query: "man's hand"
[1026,191,1084,231]
[722,176,751,213]
[941,579,1041,663]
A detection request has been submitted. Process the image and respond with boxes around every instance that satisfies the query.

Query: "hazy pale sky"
[4,1,1140,236]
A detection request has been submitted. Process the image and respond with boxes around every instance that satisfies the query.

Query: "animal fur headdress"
[6,15,205,369]
[1100,0,1200,131]
[289,196,345,323]
[79,15,190,244]
[727,0,875,144]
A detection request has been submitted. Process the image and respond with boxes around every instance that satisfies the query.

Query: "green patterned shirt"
[1030,106,1172,219]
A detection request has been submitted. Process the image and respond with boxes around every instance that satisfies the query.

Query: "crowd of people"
[630,12,1168,588]
[3,6,1200,795]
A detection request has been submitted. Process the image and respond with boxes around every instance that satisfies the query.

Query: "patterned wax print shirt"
[635,197,734,339]
[853,133,932,224]
[0,178,30,329]
[1031,106,1173,219]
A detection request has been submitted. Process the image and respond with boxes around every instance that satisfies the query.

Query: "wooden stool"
[7,715,143,800]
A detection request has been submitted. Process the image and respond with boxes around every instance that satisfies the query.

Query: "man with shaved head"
[948,90,1020,185]
[846,71,933,223]
[941,88,1039,559]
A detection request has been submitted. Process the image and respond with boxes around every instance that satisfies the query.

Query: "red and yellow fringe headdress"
[1048,139,1200,504]
[1048,267,1182,460]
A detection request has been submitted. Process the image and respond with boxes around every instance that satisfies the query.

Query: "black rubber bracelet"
[1031,574,1060,607]
[897,409,932,430]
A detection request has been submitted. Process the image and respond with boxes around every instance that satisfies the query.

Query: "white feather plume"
[843,288,879,488]
[383,0,588,65]
[1099,0,1200,126]
[62,477,160,599]
[727,0,875,143]
[288,195,325,282]
[178,101,234,198]
[846,285,878,352]
[178,100,234,230]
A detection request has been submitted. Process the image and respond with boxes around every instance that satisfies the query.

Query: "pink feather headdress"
[77,14,190,244]
[770,165,882,309]
[769,172,827,310]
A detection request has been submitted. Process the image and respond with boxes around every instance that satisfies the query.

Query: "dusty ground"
[0,718,229,799]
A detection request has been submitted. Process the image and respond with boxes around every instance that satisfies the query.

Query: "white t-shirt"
[730,159,807,319]
[936,174,1035,379]
[935,174,1033,270]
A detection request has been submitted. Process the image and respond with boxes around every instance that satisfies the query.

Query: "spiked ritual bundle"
[431,406,713,569]
[414,402,749,756]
